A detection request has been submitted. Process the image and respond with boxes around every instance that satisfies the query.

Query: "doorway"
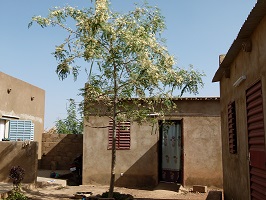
[159,120,183,183]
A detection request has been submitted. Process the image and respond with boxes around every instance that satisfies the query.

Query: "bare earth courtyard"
[21,183,221,200]
[0,171,222,200]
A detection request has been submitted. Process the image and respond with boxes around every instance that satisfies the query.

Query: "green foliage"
[29,1,204,115]
[5,189,28,200]
[7,166,28,200]
[55,99,83,134]
[30,0,205,197]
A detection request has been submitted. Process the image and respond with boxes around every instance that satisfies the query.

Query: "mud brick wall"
[41,133,83,170]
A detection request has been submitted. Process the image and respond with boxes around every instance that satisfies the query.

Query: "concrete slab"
[37,176,67,187]
[37,169,70,187]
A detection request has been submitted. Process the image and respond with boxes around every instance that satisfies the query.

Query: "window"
[108,121,130,150]
[228,101,237,154]
[0,119,6,140]
[9,120,34,141]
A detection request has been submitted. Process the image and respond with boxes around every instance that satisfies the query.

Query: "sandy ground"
[12,171,222,200]
[22,182,222,200]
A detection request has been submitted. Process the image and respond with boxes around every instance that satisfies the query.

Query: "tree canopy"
[30,0,204,197]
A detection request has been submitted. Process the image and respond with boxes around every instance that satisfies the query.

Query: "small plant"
[7,166,28,200]
[9,166,25,189]
[6,189,28,200]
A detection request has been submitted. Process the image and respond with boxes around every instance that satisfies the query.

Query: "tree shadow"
[114,144,181,193]
[41,134,83,170]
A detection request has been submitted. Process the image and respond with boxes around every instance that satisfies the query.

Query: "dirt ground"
[22,182,222,200]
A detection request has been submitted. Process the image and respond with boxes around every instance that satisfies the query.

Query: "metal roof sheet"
[212,0,266,82]
[122,97,220,101]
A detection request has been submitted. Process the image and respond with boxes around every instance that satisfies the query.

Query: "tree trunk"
[109,62,117,198]
[108,119,116,198]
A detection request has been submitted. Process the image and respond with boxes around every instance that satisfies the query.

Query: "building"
[212,1,266,199]
[83,98,222,188]
[0,72,45,158]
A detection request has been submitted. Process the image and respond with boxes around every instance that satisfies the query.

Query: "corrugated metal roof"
[172,97,219,101]
[122,97,219,101]
[212,0,266,82]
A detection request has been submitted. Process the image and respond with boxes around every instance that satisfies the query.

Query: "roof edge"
[212,0,266,82]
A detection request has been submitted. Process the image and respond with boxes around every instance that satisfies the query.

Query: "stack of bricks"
[41,133,83,170]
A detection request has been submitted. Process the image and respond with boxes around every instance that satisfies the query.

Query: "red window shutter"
[228,101,237,154]
[108,121,130,150]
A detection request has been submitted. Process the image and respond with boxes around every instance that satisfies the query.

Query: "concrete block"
[42,133,49,139]
[49,142,57,147]
[193,185,207,193]
[51,134,59,139]
[59,134,67,139]
[43,143,50,148]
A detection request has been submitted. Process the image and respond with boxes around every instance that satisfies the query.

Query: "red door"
[246,81,266,200]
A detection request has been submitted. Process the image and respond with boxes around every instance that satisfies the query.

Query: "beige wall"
[219,15,266,200]
[0,72,45,159]
[83,116,158,187]
[183,116,222,187]
[0,141,38,184]
[83,99,222,188]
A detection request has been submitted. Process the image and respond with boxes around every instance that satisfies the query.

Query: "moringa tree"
[30,0,204,197]
[55,99,83,134]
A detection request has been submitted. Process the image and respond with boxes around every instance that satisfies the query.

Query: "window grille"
[9,120,34,141]
[228,102,237,154]
[108,121,130,150]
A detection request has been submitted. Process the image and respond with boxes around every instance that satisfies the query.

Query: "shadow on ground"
[23,187,72,200]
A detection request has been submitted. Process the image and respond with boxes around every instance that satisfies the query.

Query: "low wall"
[0,141,38,184]
[41,133,83,170]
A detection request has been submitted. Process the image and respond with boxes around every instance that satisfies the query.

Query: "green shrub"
[6,189,28,200]
[6,166,28,200]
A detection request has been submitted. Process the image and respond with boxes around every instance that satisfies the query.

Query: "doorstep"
[37,176,67,187]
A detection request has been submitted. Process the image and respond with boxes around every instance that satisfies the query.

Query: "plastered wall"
[0,141,38,184]
[83,99,222,188]
[219,14,266,200]
[0,72,45,159]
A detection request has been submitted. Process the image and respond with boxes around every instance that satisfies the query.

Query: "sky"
[0,0,257,130]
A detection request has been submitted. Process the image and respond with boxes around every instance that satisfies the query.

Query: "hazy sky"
[0,1,256,129]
